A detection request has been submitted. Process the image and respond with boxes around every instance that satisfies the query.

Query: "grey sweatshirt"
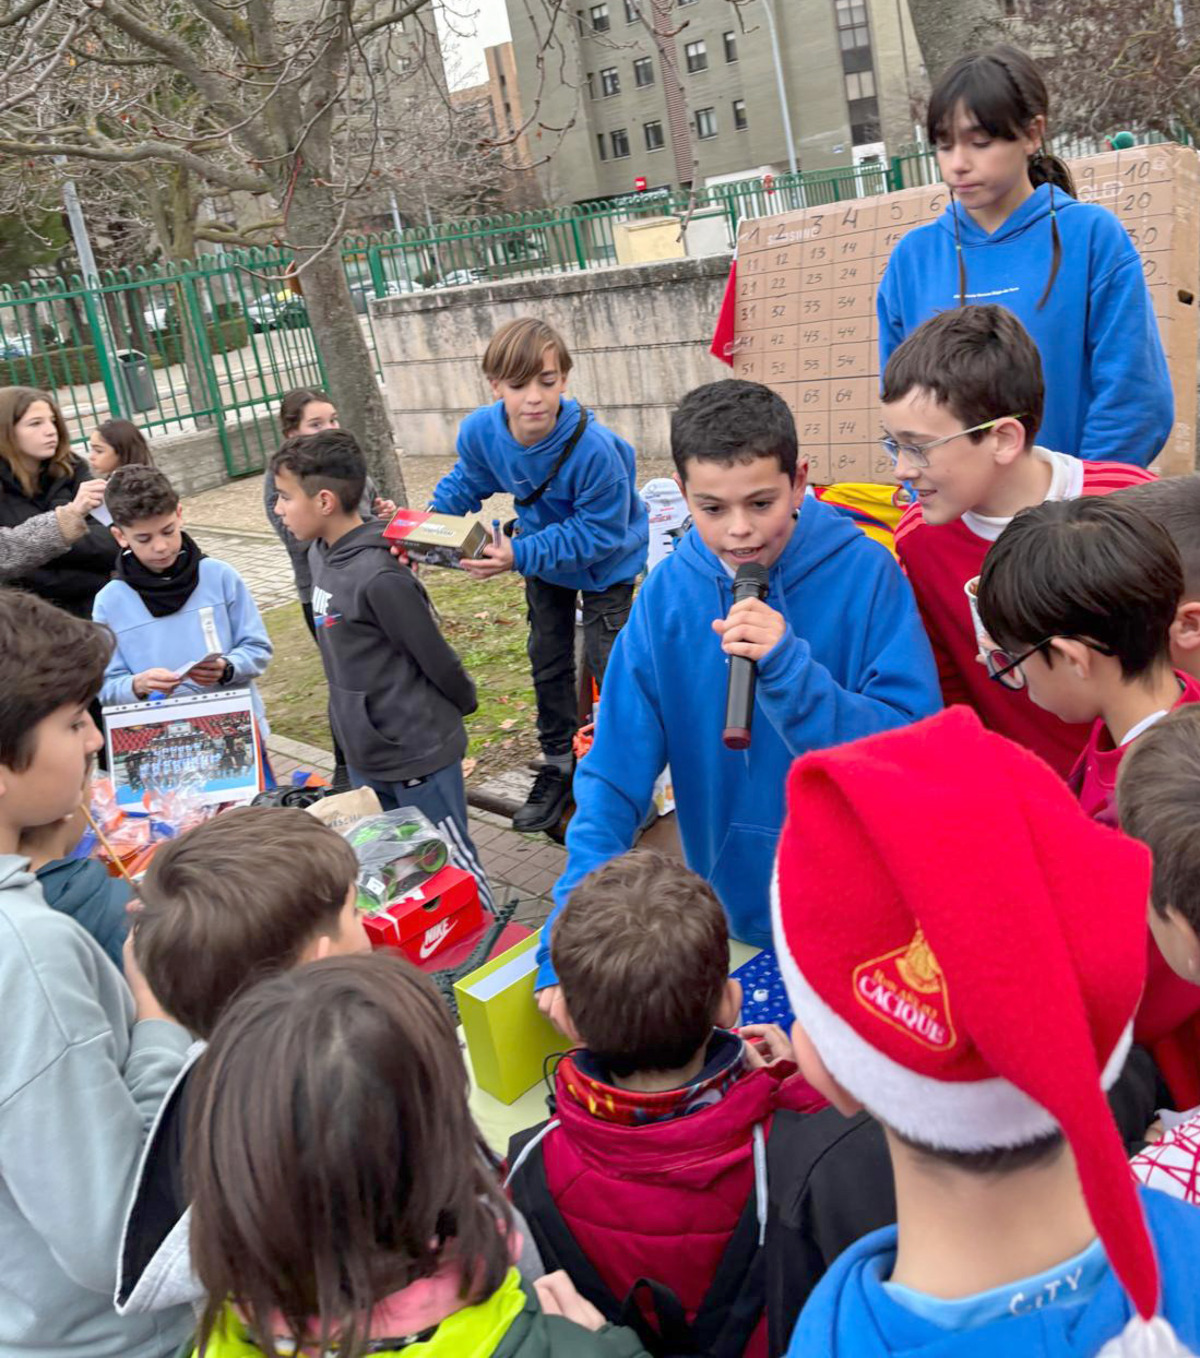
[0,856,192,1358]
[308,521,476,782]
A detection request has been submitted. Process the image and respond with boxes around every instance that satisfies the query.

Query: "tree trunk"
[167,172,215,431]
[904,0,1001,84]
[286,182,407,506]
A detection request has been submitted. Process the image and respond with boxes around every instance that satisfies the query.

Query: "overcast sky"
[437,0,513,89]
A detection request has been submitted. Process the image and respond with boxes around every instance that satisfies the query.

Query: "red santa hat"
[771,707,1160,1321]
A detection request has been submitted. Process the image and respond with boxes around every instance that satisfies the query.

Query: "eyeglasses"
[879,416,1028,470]
[985,636,1117,691]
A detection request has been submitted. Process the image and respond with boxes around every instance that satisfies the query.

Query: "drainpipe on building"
[761,0,799,178]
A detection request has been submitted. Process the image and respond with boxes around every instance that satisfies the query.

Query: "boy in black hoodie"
[271,430,492,904]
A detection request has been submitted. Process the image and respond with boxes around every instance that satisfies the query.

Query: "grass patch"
[259,568,538,783]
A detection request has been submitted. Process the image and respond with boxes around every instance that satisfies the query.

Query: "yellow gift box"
[455,930,566,1104]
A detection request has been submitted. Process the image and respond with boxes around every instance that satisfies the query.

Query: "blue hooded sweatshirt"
[877,183,1173,467]
[787,1187,1200,1357]
[93,557,272,730]
[535,496,941,988]
[430,397,648,592]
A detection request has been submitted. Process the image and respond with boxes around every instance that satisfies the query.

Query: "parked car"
[0,334,33,359]
[347,278,423,314]
[246,291,309,332]
[433,269,486,288]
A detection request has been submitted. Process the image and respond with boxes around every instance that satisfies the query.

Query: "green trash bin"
[116,349,157,413]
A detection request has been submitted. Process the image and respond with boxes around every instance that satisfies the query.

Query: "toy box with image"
[360,864,484,964]
[383,507,489,568]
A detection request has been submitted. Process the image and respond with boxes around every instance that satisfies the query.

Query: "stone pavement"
[188,526,299,612]
[268,733,565,931]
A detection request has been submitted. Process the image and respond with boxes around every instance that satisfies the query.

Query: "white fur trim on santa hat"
[1095,1317,1195,1357]
[771,873,1133,1152]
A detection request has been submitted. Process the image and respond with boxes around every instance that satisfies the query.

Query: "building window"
[733,98,748,130]
[590,2,611,31]
[678,0,698,6]
[597,131,608,160]
[684,39,708,73]
[695,106,717,138]
[634,56,655,86]
[844,69,875,100]
[624,0,640,18]
[644,119,664,150]
[723,30,738,62]
[835,0,870,49]
[600,66,621,96]
[585,70,596,99]
[851,114,881,144]
[612,127,631,157]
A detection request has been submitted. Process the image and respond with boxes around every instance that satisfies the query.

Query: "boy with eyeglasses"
[886,305,1153,776]
[977,496,1200,1114]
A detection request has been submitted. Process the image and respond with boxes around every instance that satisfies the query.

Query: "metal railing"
[2,128,1183,477]
[0,248,324,478]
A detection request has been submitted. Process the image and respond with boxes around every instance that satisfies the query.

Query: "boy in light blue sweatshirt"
[534,379,941,1021]
[0,589,192,1358]
[92,466,272,742]
[429,317,648,833]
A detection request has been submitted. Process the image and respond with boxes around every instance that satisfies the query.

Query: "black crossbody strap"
[513,406,589,508]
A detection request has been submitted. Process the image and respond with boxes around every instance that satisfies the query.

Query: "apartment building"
[504,0,922,203]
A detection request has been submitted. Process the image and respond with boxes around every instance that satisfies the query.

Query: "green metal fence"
[1,128,1184,478]
[0,247,325,478]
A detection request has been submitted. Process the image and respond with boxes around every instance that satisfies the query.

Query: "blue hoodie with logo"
[787,1186,1200,1357]
[430,398,648,592]
[535,496,941,989]
[877,183,1173,467]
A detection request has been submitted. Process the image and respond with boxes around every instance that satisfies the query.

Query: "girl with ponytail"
[877,44,1173,467]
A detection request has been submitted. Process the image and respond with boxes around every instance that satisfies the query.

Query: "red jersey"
[894,453,1155,777]
[1069,672,1200,825]
[1068,673,1200,1109]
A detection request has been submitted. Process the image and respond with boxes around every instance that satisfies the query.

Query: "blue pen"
[492,517,502,549]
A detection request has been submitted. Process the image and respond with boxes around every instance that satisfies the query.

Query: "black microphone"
[722,561,770,750]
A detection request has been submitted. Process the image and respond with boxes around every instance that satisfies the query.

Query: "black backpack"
[507,1117,783,1358]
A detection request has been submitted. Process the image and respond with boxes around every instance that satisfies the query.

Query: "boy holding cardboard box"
[271,429,492,903]
[428,317,648,833]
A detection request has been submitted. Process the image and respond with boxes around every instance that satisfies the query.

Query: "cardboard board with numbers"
[732,144,1200,484]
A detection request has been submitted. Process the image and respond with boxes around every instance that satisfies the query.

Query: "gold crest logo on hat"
[853,929,957,1052]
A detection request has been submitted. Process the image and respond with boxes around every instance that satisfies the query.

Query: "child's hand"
[712,598,786,662]
[187,656,228,687]
[1144,1119,1165,1144]
[535,983,571,1037]
[740,1022,796,1067]
[373,496,397,521]
[70,479,108,517]
[123,931,177,1026]
[534,1272,607,1331]
[388,544,420,577]
[133,668,183,699]
[460,537,514,579]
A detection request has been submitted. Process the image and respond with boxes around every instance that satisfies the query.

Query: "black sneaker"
[512,764,573,834]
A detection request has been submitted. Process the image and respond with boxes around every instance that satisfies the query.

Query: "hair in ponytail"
[928,44,1074,310]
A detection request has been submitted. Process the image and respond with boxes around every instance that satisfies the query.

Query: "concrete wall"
[153,412,278,497]
[373,255,731,460]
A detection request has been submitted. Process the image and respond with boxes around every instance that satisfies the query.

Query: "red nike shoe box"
[362,865,484,963]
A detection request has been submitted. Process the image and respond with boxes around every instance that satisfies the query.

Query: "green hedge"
[0,316,250,392]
